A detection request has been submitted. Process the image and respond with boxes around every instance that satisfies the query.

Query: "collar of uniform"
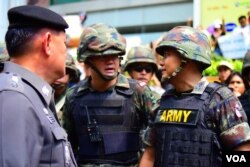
[115,74,130,89]
[77,74,130,93]
[3,61,53,105]
[191,77,209,94]
[76,77,91,93]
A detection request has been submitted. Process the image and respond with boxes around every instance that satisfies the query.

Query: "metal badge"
[11,75,19,88]
[64,145,71,166]
[42,86,49,96]
[43,108,49,115]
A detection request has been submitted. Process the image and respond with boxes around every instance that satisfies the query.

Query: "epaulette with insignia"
[0,72,24,92]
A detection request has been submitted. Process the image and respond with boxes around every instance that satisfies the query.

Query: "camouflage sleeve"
[62,86,79,151]
[133,82,157,127]
[209,86,250,149]
[142,100,159,147]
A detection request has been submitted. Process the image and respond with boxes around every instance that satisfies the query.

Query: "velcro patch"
[155,109,199,126]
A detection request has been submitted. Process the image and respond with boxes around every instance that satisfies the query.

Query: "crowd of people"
[1,4,250,167]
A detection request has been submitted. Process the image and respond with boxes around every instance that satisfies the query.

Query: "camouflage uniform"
[123,46,164,99]
[63,23,156,167]
[142,26,250,167]
[0,42,9,62]
[53,53,79,124]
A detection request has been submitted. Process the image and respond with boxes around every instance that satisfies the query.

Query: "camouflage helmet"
[123,46,157,72]
[65,53,79,83]
[0,42,9,62]
[77,23,126,63]
[242,50,250,77]
[156,26,211,70]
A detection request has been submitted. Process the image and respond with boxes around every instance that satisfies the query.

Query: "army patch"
[155,109,199,126]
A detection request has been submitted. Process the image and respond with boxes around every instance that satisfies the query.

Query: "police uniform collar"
[3,61,53,105]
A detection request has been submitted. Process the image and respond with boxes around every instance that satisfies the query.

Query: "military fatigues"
[123,46,164,100]
[143,77,250,167]
[0,62,77,167]
[63,74,156,167]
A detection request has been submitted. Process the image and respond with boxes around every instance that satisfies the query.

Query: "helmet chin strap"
[86,60,118,81]
[161,59,187,83]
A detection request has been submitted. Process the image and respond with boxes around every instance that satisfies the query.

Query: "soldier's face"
[129,63,154,84]
[89,55,120,78]
[159,48,182,80]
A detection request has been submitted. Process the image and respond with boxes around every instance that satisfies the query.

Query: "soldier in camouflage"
[52,53,79,124]
[140,26,250,167]
[0,42,9,62]
[63,23,156,167]
[123,45,165,100]
[240,50,250,125]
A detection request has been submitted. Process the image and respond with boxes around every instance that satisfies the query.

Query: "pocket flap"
[52,127,68,140]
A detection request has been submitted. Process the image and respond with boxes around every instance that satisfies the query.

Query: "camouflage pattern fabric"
[77,23,126,62]
[156,26,211,70]
[65,53,79,83]
[123,46,157,72]
[143,77,250,149]
[0,43,9,62]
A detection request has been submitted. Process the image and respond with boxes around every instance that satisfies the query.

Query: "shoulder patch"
[0,72,24,92]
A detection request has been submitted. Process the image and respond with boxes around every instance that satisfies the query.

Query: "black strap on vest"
[0,62,4,72]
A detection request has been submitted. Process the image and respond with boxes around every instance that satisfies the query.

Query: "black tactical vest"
[239,92,250,126]
[71,79,141,165]
[154,83,223,167]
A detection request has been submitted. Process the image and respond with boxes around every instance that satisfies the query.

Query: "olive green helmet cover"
[124,46,157,72]
[156,26,212,70]
[77,23,126,62]
[66,53,79,82]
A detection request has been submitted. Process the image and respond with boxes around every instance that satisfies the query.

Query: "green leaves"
[202,53,243,76]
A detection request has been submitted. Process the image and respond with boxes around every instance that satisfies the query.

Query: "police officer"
[63,23,156,167]
[52,53,79,123]
[123,45,165,99]
[0,5,77,167]
[140,26,250,167]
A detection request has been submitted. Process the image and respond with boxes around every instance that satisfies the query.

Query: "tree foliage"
[202,53,243,76]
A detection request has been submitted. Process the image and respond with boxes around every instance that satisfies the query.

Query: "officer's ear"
[41,31,53,57]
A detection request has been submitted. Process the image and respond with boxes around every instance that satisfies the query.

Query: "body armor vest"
[154,83,222,167]
[239,93,250,125]
[71,79,141,165]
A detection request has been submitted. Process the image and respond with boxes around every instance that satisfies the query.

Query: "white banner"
[218,33,248,59]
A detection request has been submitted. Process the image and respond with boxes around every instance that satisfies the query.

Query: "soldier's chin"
[104,73,118,80]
